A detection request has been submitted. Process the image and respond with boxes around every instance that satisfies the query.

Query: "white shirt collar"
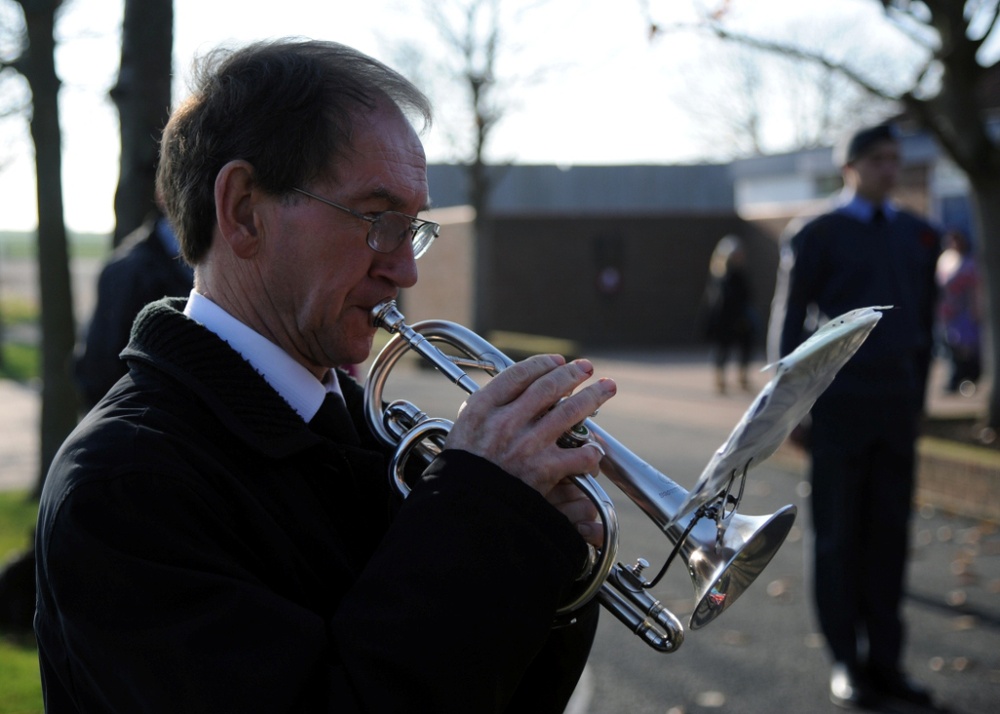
[836,188,896,223]
[183,290,342,422]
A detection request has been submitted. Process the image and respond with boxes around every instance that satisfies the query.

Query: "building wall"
[400,207,786,349]
[407,198,949,351]
[735,174,818,206]
[480,213,780,348]
[399,205,475,326]
[413,136,946,350]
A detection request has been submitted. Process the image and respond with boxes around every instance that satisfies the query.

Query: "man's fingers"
[547,480,604,547]
[547,480,597,511]
[466,354,567,409]
[536,378,616,443]
[444,353,617,497]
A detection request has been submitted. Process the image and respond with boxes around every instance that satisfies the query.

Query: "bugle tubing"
[363,300,796,653]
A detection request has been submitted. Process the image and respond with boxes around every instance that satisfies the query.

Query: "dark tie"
[309,393,360,446]
[872,207,886,226]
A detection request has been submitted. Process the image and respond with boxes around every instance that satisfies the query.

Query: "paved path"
[0,379,40,492]
[1,352,997,713]
[1,349,984,493]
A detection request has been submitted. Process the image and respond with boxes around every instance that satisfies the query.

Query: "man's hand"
[546,478,604,548]
[444,354,616,545]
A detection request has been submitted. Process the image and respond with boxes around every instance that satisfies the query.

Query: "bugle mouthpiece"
[371,300,405,333]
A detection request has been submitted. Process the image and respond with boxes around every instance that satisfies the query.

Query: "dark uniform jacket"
[73,217,194,410]
[36,298,596,713]
[776,206,939,407]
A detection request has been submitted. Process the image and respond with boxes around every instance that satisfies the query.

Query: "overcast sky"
[0,0,980,234]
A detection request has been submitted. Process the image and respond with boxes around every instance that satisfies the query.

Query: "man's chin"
[344,333,376,367]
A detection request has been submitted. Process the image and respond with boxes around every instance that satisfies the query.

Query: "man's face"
[845,140,900,203]
[252,105,426,373]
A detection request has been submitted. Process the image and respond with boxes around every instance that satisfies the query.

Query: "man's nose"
[373,240,418,288]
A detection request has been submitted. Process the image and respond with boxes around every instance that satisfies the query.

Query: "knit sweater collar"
[121,297,331,458]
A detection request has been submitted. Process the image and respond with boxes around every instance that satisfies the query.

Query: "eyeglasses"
[292,187,439,259]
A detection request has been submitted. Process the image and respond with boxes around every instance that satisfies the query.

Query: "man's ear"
[841,164,858,189]
[215,160,262,259]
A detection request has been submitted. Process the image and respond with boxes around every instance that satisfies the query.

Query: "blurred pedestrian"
[769,123,940,710]
[702,234,756,394]
[73,209,193,410]
[936,227,981,395]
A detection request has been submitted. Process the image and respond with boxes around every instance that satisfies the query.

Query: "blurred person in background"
[701,234,757,394]
[935,227,981,396]
[73,208,193,411]
[769,123,940,711]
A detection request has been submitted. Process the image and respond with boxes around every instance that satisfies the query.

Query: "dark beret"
[835,123,899,166]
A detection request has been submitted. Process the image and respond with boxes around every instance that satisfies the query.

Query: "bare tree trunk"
[19,0,78,496]
[111,0,173,245]
[970,178,1000,427]
[469,152,493,334]
[911,0,1000,425]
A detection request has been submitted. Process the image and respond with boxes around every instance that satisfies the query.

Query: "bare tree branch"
[648,0,1000,424]
[881,0,942,52]
[703,22,900,101]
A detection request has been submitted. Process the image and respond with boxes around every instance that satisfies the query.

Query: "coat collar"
[121,298,341,459]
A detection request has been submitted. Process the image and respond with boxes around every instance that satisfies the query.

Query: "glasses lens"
[369,213,439,259]
[368,213,410,254]
[412,223,439,259]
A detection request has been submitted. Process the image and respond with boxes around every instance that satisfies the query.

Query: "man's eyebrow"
[369,185,431,213]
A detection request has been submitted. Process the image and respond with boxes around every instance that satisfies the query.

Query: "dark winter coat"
[36,298,596,713]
